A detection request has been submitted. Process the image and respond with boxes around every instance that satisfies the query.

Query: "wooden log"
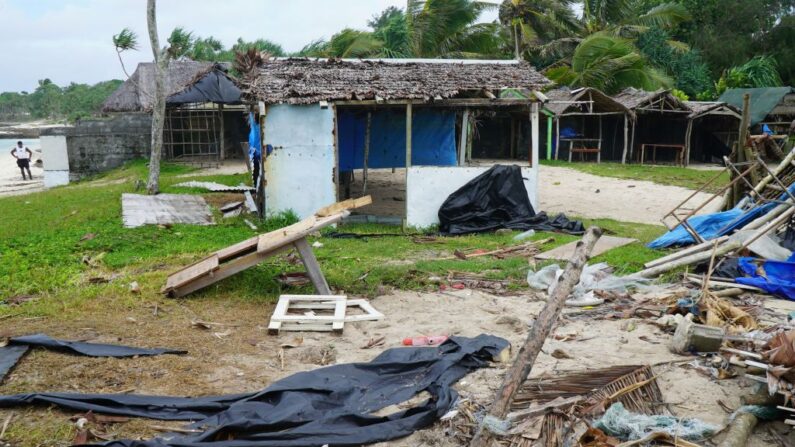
[634,241,740,279]
[643,236,729,269]
[469,227,602,447]
[718,412,757,447]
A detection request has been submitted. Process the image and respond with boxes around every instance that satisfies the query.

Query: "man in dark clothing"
[10,141,33,180]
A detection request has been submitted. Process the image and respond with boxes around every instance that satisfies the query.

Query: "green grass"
[0,159,672,319]
[541,160,729,193]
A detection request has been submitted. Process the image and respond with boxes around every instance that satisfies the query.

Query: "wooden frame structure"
[162,196,372,298]
[164,104,223,165]
[268,295,384,334]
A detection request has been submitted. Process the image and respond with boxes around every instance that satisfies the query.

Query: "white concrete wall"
[263,104,336,219]
[406,165,538,229]
[41,135,70,187]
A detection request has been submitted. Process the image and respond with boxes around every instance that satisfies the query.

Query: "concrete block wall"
[41,113,151,182]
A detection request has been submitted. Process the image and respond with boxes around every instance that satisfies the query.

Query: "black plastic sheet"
[167,65,241,105]
[438,164,584,235]
[0,335,509,447]
[0,334,186,382]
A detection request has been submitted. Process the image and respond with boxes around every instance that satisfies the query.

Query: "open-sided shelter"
[613,88,692,165]
[102,61,245,164]
[544,87,631,163]
[241,58,550,227]
[683,101,740,164]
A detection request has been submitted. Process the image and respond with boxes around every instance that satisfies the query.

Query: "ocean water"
[0,138,40,151]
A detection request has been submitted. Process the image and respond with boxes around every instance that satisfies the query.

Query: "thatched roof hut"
[102,61,240,112]
[545,87,628,116]
[612,88,688,112]
[684,101,740,119]
[242,58,550,105]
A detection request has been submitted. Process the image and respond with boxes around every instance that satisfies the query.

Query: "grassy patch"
[541,160,728,193]
[0,159,672,321]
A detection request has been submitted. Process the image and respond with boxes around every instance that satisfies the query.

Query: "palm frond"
[113,28,139,52]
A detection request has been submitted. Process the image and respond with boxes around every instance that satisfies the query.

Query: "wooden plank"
[279,323,335,332]
[244,191,257,213]
[294,238,332,295]
[315,196,373,217]
[215,236,259,262]
[777,406,795,413]
[332,298,346,333]
[268,295,292,334]
[169,244,291,297]
[280,295,344,302]
[164,254,219,291]
[535,236,636,260]
[257,212,347,254]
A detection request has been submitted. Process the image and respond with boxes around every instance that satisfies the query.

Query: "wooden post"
[294,238,332,295]
[597,115,603,163]
[621,113,629,164]
[459,109,470,165]
[530,102,539,167]
[469,227,603,447]
[684,118,693,166]
[218,104,225,161]
[629,117,636,162]
[404,102,412,227]
[510,118,517,159]
[363,111,372,194]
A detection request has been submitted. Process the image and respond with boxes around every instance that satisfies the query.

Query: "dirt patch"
[0,289,782,446]
[539,164,721,225]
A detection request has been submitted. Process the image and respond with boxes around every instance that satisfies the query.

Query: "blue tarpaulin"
[338,109,457,170]
[649,182,795,249]
[736,257,795,300]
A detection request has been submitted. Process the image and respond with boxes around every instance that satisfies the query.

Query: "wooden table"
[639,143,685,167]
[561,138,602,163]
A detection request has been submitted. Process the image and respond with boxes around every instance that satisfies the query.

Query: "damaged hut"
[613,88,692,166]
[101,60,245,164]
[544,87,631,163]
[241,58,550,227]
[683,101,741,164]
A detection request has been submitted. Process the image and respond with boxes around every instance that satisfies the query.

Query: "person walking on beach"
[10,141,33,180]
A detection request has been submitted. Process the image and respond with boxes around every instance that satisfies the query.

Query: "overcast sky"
[0,0,500,92]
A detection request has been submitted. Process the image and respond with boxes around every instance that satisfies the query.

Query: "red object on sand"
[402,335,449,346]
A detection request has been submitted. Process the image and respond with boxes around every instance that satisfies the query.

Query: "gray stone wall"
[41,113,151,179]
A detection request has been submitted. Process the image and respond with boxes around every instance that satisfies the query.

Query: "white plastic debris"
[527,262,651,306]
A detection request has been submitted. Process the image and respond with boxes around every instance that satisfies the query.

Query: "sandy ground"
[0,153,43,197]
[539,164,721,225]
[0,286,787,446]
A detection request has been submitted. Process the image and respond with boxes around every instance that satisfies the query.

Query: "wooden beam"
[621,113,629,164]
[469,227,603,447]
[530,102,539,167]
[459,109,470,165]
[294,237,332,295]
[218,104,225,161]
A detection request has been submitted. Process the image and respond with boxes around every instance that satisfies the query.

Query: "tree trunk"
[469,227,603,447]
[146,0,166,195]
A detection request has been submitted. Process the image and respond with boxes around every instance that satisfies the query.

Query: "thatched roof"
[545,87,628,116]
[242,58,551,105]
[102,61,239,112]
[612,88,688,112]
[684,101,740,119]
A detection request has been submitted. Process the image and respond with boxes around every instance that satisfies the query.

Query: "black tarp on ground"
[167,64,241,105]
[0,334,186,382]
[0,335,509,447]
[438,164,584,235]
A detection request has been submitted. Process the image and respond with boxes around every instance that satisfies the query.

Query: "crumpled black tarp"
[0,335,508,447]
[0,334,186,382]
[438,164,584,235]
[167,64,241,105]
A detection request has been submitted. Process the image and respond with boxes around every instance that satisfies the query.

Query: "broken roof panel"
[243,58,551,105]
[102,61,240,112]
[719,87,795,125]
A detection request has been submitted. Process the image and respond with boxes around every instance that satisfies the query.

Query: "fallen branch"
[469,227,602,447]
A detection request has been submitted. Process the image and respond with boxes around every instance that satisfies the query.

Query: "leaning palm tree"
[545,33,672,94]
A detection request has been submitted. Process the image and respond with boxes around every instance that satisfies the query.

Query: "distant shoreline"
[0,120,65,139]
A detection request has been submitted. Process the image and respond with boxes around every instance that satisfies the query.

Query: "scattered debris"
[129,281,140,294]
[173,181,254,192]
[276,272,311,287]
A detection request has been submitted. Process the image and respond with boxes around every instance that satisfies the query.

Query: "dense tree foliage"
[0,79,122,122]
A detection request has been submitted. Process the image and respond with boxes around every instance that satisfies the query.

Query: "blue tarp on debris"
[736,257,795,300]
[649,182,795,249]
[338,108,457,170]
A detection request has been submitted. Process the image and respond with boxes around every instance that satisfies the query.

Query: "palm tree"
[498,0,580,60]
[407,0,504,58]
[545,33,672,94]
[582,0,691,38]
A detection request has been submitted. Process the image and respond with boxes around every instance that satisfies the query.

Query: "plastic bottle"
[513,229,536,241]
[402,335,448,346]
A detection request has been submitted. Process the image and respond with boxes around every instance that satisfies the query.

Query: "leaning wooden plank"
[469,227,602,447]
[315,195,373,217]
[215,236,259,261]
[169,245,292,297]
[257,212,348,254]
[164,254,219,291]
[294,238,333,295]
